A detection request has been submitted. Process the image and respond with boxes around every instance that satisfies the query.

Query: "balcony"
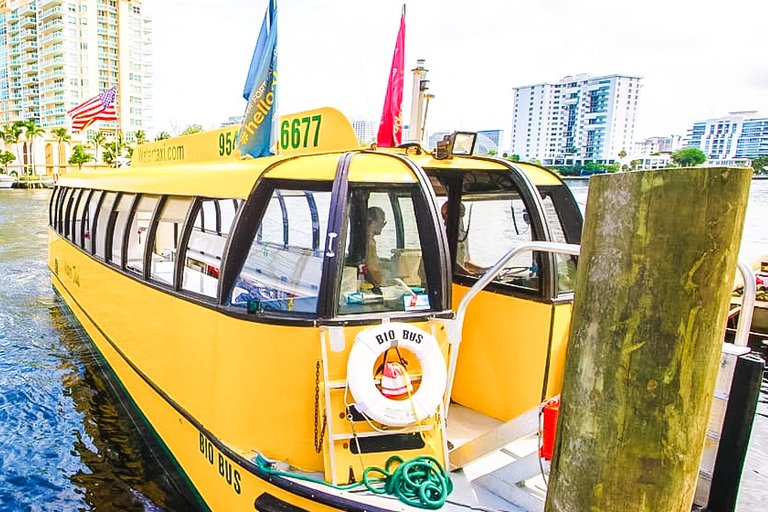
[21,52,38,64]
[40,82,65,93]
[20,15,36,29]
[40,30,64,44]
[40,18,64,33]
[20,28,37,40]
[41,0,64,10]
[40,44,64,57]
[41,69,64,80]
[41,57,64,69]
[40,6,64,21]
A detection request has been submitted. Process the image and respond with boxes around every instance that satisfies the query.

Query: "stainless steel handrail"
[444,242,580,412]
[443,242,758,412]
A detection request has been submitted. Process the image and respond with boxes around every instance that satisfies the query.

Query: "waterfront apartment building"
[0,0,153,138]
[683,112,768,164]
[511,73,641,166]
[351,118,376,146]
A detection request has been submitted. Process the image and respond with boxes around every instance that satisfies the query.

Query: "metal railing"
[443,241,758,411]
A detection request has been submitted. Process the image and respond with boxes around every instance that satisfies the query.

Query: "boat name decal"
[199,432,242,494]
[376,328,423,345]
[133,144,186,164]
[279,114,323,151]
[60,258,80,287]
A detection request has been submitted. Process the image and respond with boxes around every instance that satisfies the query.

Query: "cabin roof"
[57,151,420,198]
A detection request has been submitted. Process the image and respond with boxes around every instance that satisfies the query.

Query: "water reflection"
[53,304,192,511]
[0,190,193,511]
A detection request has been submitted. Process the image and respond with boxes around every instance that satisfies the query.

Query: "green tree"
[154,131,171,141]
[51,127,71,146]
[90,131,107,164]
[68,144,93,170]
[103,132,132,166]
[671,147,707,167]
[1,123,23,174]
[618,149,627,160]
[750,155,768,174]
[23,120,45,176]
[180,124,203,136]
[133,129,147,145]
[0,150,15,173]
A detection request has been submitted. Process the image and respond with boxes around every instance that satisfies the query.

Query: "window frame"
[221,179,334,317]
[425,163,560,302]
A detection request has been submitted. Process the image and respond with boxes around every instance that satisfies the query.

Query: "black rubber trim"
[254,492,308,512]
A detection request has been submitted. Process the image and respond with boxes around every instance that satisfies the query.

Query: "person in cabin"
[365,206,387,291]
[441,201,484,275]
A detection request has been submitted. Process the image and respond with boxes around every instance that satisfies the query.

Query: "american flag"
[68,87,117,131]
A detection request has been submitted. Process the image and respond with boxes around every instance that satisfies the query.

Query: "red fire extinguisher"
[540,395,560,461]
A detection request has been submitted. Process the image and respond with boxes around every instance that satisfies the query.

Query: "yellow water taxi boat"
[49,108,583,511]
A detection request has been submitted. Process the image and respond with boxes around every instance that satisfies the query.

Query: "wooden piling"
[544,168,752,512]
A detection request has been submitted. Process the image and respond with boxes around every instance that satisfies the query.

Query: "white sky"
[144,0,768,145]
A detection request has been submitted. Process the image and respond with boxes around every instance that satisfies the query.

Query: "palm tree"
[2,123,23,175]
[24,120,45,176]
[51,127,71,176]
[133,129,147,145]
[51,127,71,146]
[90,131,107,165]
[154,131,171,141]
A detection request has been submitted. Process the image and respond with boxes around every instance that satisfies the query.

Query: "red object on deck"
[540,395,560,461]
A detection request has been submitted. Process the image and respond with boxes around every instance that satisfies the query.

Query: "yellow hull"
[50,231,447,511]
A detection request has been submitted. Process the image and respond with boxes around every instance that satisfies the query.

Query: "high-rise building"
[684,111,768,162]
[476,129,503,155]
[0,0,153,137]
[511,73,641,166]
[350,118,376,146]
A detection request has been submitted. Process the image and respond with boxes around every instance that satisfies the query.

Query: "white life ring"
[346,322,447,427]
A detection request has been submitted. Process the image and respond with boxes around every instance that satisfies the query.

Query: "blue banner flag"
[239,0,278,158]
[242,0,275,101]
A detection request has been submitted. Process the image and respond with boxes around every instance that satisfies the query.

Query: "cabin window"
[458,176,540,292]
[182,198,240,298]
[125,195,160,276]
[95,192,118,260]
[64,189,80,240]
[50,187,63,227]
[72,189,91,247]
[109,193,135,266]
[57,188,74,234]
[539,190,578,294]
[229,189,330,314]
[337,188,431,315]
[84,191,103,254]
[151,196,193,286]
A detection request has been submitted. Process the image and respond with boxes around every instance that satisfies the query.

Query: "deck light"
[434,131,477,159]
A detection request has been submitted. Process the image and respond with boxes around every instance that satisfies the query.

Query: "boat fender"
[347,323,446,427]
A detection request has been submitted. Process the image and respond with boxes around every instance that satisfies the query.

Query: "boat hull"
[50,263,383,512]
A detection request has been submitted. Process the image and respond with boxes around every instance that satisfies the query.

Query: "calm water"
[0,180,765,510]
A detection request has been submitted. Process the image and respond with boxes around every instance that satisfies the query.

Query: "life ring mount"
[346,322,447,427]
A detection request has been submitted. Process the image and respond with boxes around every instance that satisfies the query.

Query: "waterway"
[0,179,765,510]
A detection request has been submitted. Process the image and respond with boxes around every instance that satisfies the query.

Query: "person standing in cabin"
[365,206,387,291]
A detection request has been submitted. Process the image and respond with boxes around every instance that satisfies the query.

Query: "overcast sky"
[144,0,768,143]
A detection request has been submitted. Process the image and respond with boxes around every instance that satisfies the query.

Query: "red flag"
[68,87,117,131]
[376,7,405,148]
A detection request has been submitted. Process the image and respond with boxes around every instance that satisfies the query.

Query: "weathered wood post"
[544,167,752,512]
